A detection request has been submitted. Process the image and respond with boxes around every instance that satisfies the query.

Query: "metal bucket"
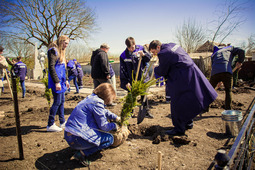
[222,110,243,136]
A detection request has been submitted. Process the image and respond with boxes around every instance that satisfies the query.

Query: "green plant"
[120,65,158,126]
[41,70,52,107]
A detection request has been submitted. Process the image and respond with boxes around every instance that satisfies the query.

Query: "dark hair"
[17,56,22,61]
[93,83,116,105]
[149,40,162,51]
[0,45,4,52]
[125,37,135,48]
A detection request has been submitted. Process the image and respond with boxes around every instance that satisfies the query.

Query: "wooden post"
[4,69,13,100]
[158,151,162,170]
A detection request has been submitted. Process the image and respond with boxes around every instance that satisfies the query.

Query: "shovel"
[137,58,158,124]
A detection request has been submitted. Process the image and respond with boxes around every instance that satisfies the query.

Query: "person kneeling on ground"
[64,83,120,166]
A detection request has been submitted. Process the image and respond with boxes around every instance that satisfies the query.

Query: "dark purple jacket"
[76,62,84,79]
[14,61,27,81]
[154,43,218,122]
[120,45,151,90]
[67,60,78,77]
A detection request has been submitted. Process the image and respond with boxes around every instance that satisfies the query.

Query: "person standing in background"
[90,43,111,89]
[210,45,245,110]
[47,35,70,132]
[67,59,79,94]
[14,56,27,98]
[74,59,84,89]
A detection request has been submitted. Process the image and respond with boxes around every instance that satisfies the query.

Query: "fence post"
[11,71,24,160]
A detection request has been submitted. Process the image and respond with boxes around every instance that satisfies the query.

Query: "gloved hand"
[113,123,119,132]
[115,116,120,122]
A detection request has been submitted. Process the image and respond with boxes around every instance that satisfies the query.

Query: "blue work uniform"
[154,43,218,133]
[14,61,27,98]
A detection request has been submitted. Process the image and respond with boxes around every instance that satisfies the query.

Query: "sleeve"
[92,104,117,131]
[104,109,118,120]
[48,49,60,83]
[154,53,171,77]
[0,57,8,69]
[99,52,110,78]
[14,64,19,75]
[232,48,245,63]
[119,54,129,90]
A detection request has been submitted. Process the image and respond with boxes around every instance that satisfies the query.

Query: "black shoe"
[72,151,90,167]
[145,111,154,119]
[165,129,185,136]
[74,92,79,94]
[185,124,193,130]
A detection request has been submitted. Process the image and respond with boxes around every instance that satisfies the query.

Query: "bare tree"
[6,40,34,58]
[0,0,97,49]
[210,0,247,45]
[175,18,206,53]
[242,34,255,56]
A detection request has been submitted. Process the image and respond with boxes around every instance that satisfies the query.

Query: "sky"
[84,0,255,55]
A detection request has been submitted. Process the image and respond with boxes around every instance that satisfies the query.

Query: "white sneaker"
[47,123,63,132]
[60,121,66,129]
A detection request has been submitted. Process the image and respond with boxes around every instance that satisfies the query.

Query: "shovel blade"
[137,105,147,124]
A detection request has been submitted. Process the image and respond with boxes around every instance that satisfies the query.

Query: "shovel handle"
[135,53,143,82]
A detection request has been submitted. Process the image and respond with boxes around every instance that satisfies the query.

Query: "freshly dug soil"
[0,78,254,169]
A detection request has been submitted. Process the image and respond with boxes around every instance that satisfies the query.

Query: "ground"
[0,76,255,170]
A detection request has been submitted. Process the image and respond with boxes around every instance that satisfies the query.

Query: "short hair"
[0,45,4,52]
[100,43,110,49]
[125,37,135,48]
[17,56,22,61]
[149,40,162,51]
[93,83,116,105]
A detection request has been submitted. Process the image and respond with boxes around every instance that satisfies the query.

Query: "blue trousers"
[64,130,114,156]
[48,91,65,126]
[68,75,79,93]
[20,80,26,98]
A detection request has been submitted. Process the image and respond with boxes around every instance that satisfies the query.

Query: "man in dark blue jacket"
[67,59,79,94]
[74,59,84,89]
[210,45,245,110]
[149,40,217,136]
[14,56,27,98]
[120,37,153,118]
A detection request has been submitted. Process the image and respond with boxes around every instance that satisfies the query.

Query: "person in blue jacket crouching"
[64,83,120,166]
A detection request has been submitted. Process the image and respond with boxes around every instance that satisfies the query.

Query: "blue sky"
[85,0,255,54]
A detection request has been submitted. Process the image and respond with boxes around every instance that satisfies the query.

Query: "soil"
[0,76,255,170]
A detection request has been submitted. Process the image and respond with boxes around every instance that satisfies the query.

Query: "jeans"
[48,91,65,126]
[64,130,114,156]
[20,80,26,98]
[210,72,232,110]
[68,75,79,93]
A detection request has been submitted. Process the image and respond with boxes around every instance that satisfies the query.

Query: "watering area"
[221,110,243,137]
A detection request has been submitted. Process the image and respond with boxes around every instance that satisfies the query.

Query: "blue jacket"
[14,61,27,81]
[211,46,245,76]
[120,45,151,90]
[154,43,217,123]
[109,63,115,77]
[65,93,117,146]
[47,47,67,93]
[67,60,78,77]
[76,62,84,79]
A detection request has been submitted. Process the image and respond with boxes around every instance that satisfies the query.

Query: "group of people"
[0,46,27,98]
[4,34,240,166]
